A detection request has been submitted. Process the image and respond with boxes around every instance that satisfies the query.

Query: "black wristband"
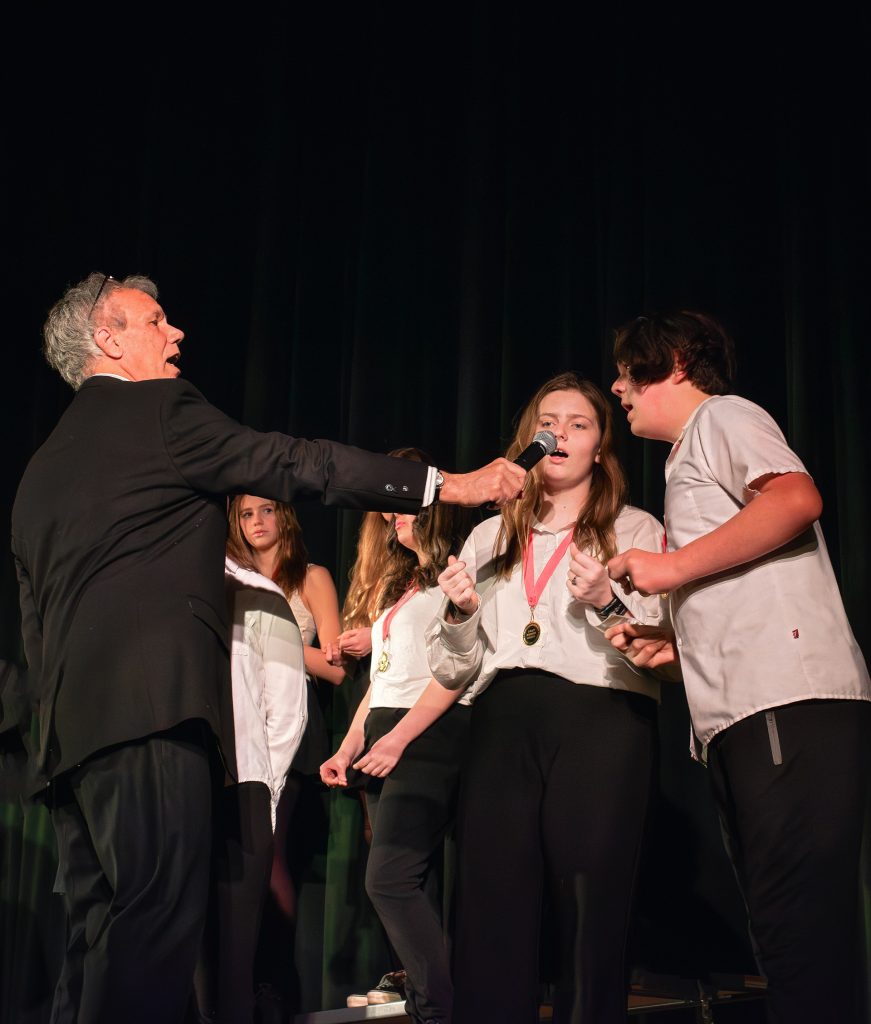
[594,594,628,619]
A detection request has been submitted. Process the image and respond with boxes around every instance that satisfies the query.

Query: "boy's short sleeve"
[664,393,871,751]
[694,397,809,505]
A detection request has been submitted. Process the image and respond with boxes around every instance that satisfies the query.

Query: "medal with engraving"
[376,585,419,673]
[522,620,542,646]
[522,528,574,645]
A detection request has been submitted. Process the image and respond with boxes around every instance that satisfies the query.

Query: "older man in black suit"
[12,272,524,1024]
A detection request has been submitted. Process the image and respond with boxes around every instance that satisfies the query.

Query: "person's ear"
[93,323,122,360]
[671,355,688,384]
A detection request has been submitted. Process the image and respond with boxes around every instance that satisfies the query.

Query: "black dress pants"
[452,672,657,1024]
[707,698,871,1024]
[49,723,213,1024]
[195,781,274,1024]
[364,703,471,1024]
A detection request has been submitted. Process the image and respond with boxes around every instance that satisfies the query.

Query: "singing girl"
[429,373,667,1024]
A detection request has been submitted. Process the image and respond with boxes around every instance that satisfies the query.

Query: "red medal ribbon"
[381,585,419,644]
[523,528,574,612]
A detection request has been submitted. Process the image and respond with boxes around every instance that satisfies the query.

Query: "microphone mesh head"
[532,430,558,454]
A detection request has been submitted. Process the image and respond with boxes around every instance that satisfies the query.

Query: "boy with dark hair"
[608,310,871,1024]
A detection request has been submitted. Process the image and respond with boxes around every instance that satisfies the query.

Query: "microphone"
[514,430,558,470]
[482,430,558,510]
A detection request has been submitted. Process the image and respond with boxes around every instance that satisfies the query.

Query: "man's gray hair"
[43,272,159,389]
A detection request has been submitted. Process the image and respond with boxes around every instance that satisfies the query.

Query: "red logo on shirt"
[792,628,799,639]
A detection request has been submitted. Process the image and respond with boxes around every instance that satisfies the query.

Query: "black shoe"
[367,969,407,1004]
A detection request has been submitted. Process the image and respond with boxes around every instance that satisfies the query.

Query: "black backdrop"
[2,3,869,1019]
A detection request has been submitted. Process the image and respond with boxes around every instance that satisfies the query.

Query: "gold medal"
[522,529,573,649]
[522,620,541,646]
[377,585,417,676]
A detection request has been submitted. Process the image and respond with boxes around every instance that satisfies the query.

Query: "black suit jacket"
[11,377,428,787]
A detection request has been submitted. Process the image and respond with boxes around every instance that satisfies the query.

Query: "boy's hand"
[605,621,677,669]
[608,548,681,596]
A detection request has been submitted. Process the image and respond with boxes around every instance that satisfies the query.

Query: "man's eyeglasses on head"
[88,275,115,319]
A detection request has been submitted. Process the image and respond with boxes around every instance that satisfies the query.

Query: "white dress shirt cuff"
[435,606,481,653]
[424,602,482,691]
[421,466,438,506]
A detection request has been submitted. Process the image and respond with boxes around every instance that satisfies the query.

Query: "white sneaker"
[367,988,403,1004]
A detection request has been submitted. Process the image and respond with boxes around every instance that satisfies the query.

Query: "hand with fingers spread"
[438,555,480,617]
[353,731,408,778]
[566,543,614,607]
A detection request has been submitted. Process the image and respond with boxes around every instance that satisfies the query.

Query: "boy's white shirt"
[663,396,871,758]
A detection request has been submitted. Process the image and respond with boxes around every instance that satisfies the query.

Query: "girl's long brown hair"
[493,373,626,578]
[227,495,309,599]
[342,511,392,628]
[376,448,474,610]
[342,447,455,625]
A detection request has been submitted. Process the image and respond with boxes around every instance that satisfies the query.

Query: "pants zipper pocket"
[765,710,783,766]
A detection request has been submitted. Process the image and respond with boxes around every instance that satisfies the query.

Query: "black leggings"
[452,672,657,1024]
[364,703,471,1024]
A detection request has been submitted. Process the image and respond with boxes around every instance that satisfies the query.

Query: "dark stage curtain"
[3,4,869,1019]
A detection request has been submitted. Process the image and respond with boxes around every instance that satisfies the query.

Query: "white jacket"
[225,557,308,826]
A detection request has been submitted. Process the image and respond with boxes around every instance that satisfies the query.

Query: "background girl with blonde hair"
[321,453,473,1024]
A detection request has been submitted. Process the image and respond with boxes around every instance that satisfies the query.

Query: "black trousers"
[49,722,213,1024]
[364,703,471,1024]
[195,781,274,1024]
[452,672,657,1024]
[707,698,871,1024]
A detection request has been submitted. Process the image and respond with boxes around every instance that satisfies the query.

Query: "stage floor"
[293,974,767,1022]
